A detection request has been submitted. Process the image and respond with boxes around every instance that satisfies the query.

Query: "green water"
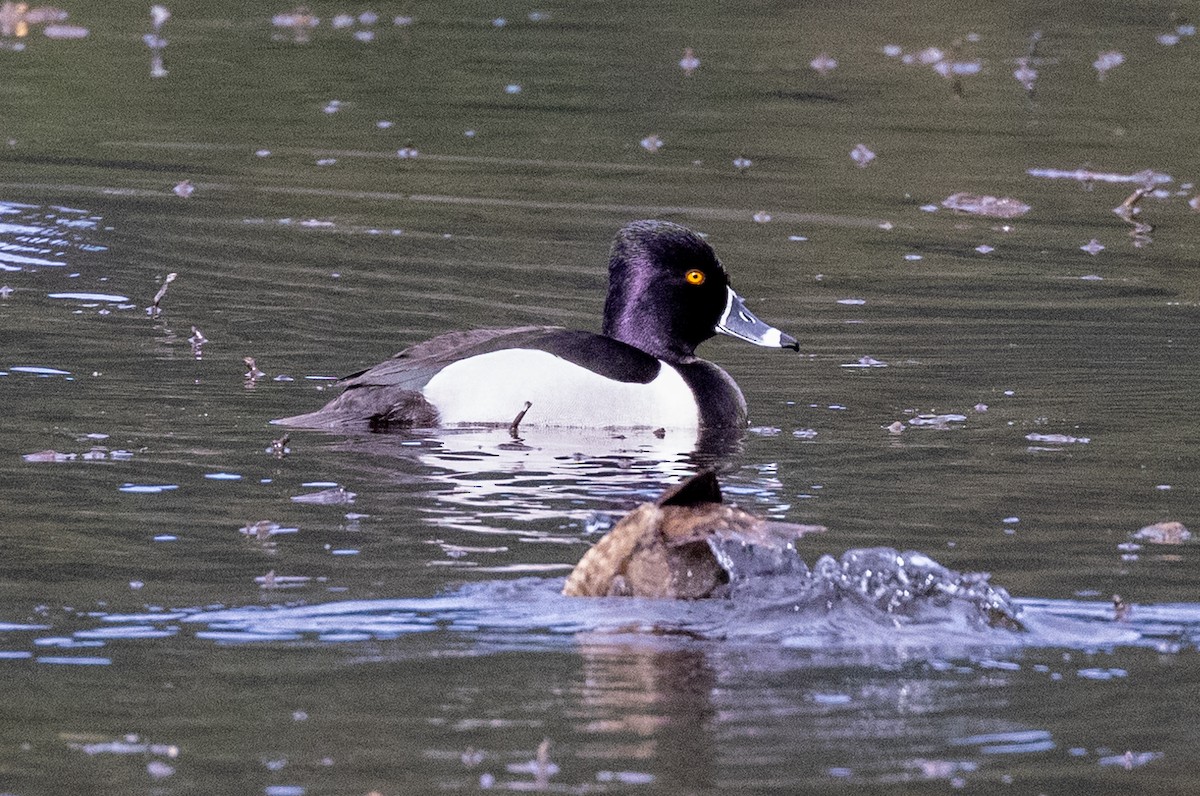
[2,1,1199,793]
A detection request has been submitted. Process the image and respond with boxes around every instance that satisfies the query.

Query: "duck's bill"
[716,289,800,350]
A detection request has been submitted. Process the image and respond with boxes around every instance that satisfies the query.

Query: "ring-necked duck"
[274,220,798,431]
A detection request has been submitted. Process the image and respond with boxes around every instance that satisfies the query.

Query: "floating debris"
[752,211,772,223]
[1132,521,1191,545]
[508,401,532,439]
[322,99,341,114]
[239,520,298,542]
[1025,432,1090,445]
[975,244,995,254]
[1,2,68,39]
[1027,167,1172,185]
[841,355,887,369]
[188,326,207,358]
[272,7,319,43]
[850,143,876,168]
[0,284,12,298]
[172,180,193,198]
[504,83,522,94]
[1012,31,1042,95]
[148,272,176,316]
[1080,239,1105,255]
[639,134,663,153]
[291,485,356,505]
[941,192,1031,218]
[1112,594,1131,622]
[243,356,265,383]
[733,156,753,171]
[1113,185,1155,247]
[1013,58,1038,92]
[908,413,967,428]
[145,5,169,77]
[396,143,419,159]
[269,433,290,458]
[257,570,310,590]
[42,23,87,39]
[809,53,837,75]
[679,47,700,76]
[1093,50,1125,80]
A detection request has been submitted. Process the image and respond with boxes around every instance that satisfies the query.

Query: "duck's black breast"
[672,359,748,429]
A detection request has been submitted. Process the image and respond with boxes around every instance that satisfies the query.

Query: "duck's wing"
[274,327,662,429]
[341,326,661,390]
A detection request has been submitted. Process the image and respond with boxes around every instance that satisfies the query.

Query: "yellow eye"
[685,269,706,285]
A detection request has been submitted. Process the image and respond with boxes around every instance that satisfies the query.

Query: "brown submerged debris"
[1113,184,1155,247]
[148,272,176,316]
[1112,594,1131,622]
[188,326,207,358]
[1132,520,1191,545]
[243,356,265,383]
[942,192,1031,219]
[563,471,825,599]
[269,433,290,458]
[508,401,532,439]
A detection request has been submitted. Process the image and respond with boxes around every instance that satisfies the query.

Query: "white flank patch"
[422,349,700,429]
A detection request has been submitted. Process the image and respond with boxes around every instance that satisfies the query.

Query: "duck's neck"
[602,301,696,362]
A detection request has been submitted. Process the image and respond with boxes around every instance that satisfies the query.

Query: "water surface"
[2,1,1199,793]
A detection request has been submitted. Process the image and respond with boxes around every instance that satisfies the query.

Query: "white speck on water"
[640,134,663,152]
[733,156,753,171]
[919,204,939,212]
[359,11,378,25]
[788,234,808,241]
[1155,484,1172,491]
[882,44,902,57]
[1157,32,1181,46]
[1093,50,1125,79]
[1002,517,1019,525]
[850,143,875,167]
[904,253,923,261]
[975,244,995,254]
[331,13,354,28]
[679,47,700,75]
[837,298,866,305]
[1079,274,1103,281]
[255,149,271,157]
[315,158,337,166]
[394,16,414,26]
[322,100,341,114]
[376,120,393,129]
[810,53,837,75]
[752,211,772,223]
[353,30,375,42]
[1080,239,1105,255]
[504,83,522,94]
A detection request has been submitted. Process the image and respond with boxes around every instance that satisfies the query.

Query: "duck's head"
[601,220,800,361]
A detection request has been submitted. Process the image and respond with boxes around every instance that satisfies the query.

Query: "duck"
[562,470,826,598]
[274,220,799,431]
